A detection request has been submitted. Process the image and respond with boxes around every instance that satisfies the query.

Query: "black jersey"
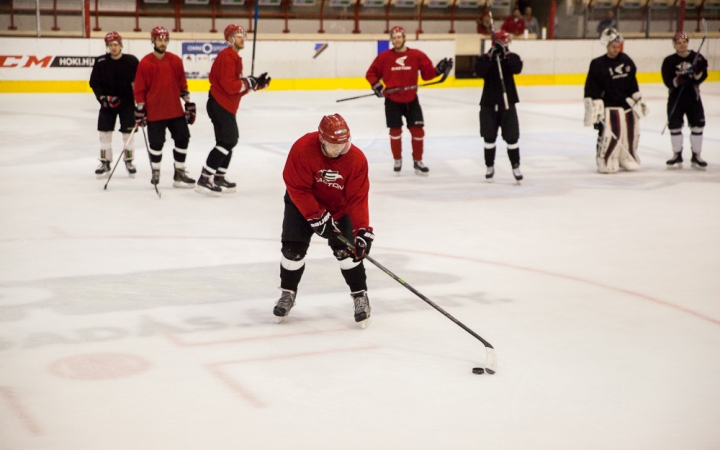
[584,53,639,108]
[89,53,139,101]
[475,52,523,107]
[661,51,707,104]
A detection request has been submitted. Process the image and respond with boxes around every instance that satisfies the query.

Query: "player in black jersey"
[475,30,523,182]
[583,28,648,174]
[661,32,708,170]
[89,32,139,179]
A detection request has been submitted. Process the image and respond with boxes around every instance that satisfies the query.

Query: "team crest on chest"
[316,169,344,189]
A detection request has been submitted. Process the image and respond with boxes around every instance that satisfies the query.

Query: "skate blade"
[220,187,237,194]
[173,181,196,189]
[358,317,371,329]
[666,163,682,170]
[194,186,222,197]
[691,163,706,171]
[128,173,136,179]
[275,316,286,324]
[414,170,429,177]
[96,173,110,180]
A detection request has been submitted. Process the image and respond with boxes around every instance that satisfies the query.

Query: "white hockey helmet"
[600,28,623,47]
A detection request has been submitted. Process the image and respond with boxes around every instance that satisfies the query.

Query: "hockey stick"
[104,123,138,190]
[662,18,707,135]
[486,3,510,109]
[140,124,161,199]
[335,71,450,103]
[250,0,259,76]
[336,234,498,374]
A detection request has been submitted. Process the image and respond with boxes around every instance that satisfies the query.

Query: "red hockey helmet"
[389,26,406,39]
[318,114,351,158]
[673,32,688,43]
[224,24,246,42]
[104,31,122,46]
[493,30,511,46]
[151,26,170,42]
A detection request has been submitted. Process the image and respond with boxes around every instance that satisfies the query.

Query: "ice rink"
[1,83,719,450]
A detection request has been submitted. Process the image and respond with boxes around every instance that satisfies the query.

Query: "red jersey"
[366,47,437,103]
[134,52,187,122]
[209,46,251,114]
[501,17,525,35]
[283,132,370,234]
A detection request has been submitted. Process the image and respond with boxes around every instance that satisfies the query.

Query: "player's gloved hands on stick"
[134,104,147,126]
[371,82,384,98]
[99,96,121,109]
[489,43,507,60]
[255,72,271,90]
[244,76,259,90]
[673,75,688,87]
[435,57,453,76]
[184,102,196,125]
[308,210,339,239]
[353,228,374,260]
[692,57,707,80]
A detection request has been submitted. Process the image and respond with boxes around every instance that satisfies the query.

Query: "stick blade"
[484,347,498,375]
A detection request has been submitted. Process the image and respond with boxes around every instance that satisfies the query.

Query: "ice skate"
[214,176,237,194]
[485,166,494,182]
[413,160,429,176]
[691,153,707,170]
[150,169,160,185]
[173,167,196,188]
[194,175,222,197]
[125,160,137,178]
[666,152,683,169]
[95,160,111,179]
[273,288,296,323]
[393,159,402,174]
[512,164,523,182]
[351,290,371,329]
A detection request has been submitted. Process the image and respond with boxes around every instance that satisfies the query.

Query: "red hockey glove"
[307,210,339,239]
[353,228,374,260]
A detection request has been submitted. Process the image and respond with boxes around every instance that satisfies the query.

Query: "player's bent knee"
[281,242,308,271]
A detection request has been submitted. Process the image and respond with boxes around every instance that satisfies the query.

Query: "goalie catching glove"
[625,92,648,119]
[583,98,604,127]
[307,210,339,239]
[353,228,374,261]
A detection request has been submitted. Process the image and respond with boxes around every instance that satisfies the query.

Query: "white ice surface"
[1,84,719,450]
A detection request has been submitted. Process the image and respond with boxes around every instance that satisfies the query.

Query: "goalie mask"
[318,114,351,158]
[600,28,623,47]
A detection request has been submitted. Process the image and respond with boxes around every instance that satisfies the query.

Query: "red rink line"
[205,346,378,408]
[0,386,43,436]
[162,327,349,347]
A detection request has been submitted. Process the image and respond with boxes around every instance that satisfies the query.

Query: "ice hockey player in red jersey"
[275,114,374,328]
[89,32,139,179]
[366,26,453,175]
[194,24,271,196]
[133,26,196,188]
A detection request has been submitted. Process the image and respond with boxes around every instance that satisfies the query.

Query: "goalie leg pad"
[597,109,622,173]
[619,110,640,171]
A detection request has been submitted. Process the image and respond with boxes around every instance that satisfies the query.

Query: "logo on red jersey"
[315,169,344,190]
[391,55,412,72]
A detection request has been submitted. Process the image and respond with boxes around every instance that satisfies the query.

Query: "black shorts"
[668,99,705,130]
[480,103,520,144]
[207,94,239,151]
[281,191,355,252]
[97,101,135,133]
[385,97,424,129]
[146,116,190,151]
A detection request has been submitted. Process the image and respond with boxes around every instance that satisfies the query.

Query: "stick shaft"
[140,124,161,198]
[251,1,259,76]
[104,123,138,190]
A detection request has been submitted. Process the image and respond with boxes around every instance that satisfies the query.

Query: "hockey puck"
[472,367,485,375]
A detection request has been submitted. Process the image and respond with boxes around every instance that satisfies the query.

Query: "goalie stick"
[486,2,510,109]
[103,123,138,190]
[335,70,450,103]
[662,19,707,135]
[336,234,498,375]
[140,124,161,199]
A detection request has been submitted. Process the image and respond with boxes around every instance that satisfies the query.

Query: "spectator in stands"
[502,7,526,36]
[597,10,618,36]
[523,6,540,36]
[477,12,492,35]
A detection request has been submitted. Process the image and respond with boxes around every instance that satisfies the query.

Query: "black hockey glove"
[489,42,508,60]
[244,76,259,91]
[134,104,147,126]
[435,57,453,76]
[693,56,707,76]
[308,210,339,240]
[99,95,120,109]
[353,228,374,261]
[255,72,271,90]
[180,90,191,102]
[184,102,197,125]
[372,82,384,98]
